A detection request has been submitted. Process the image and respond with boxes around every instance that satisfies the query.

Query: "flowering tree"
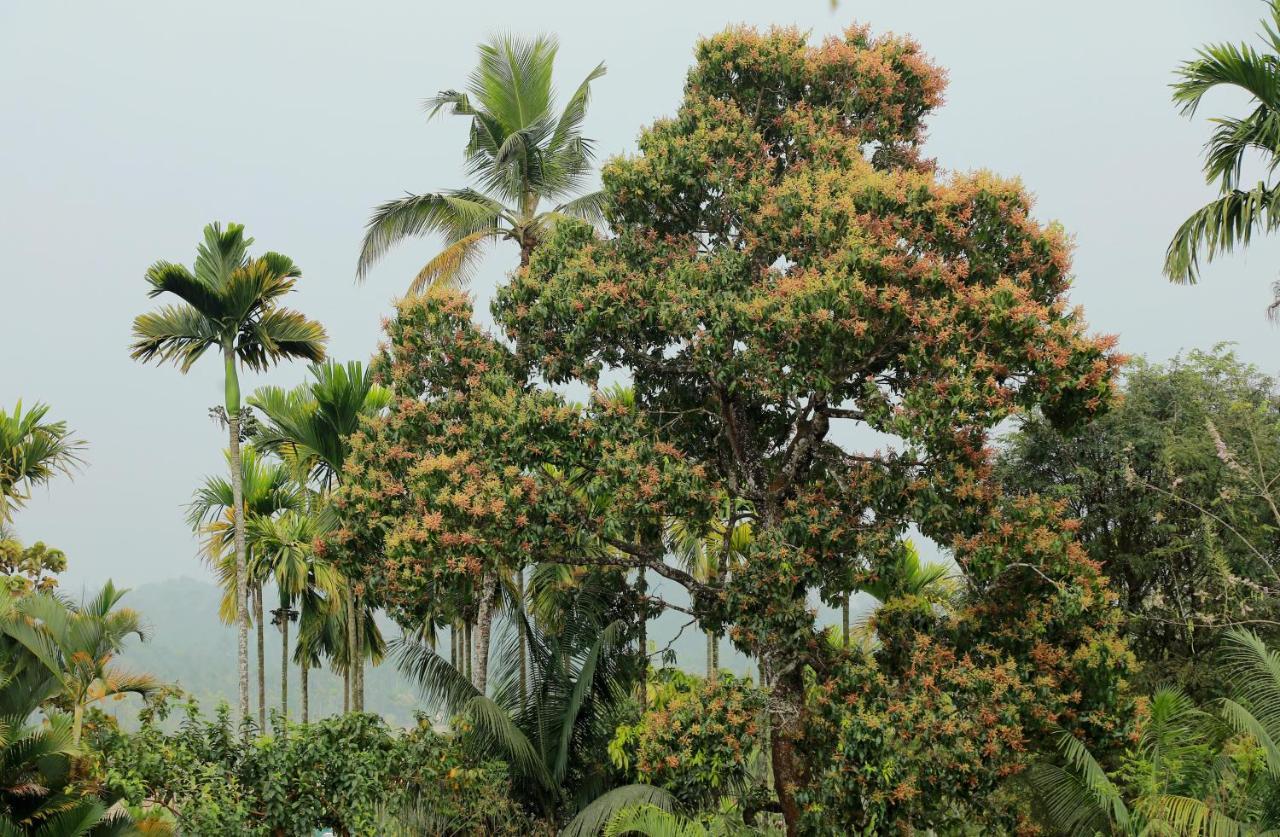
[336,25,1135,833]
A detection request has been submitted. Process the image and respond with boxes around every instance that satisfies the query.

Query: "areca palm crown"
[0,402,83,526]
[1166,0,1280,307]
[356,34,606,293]
[249,360,390,712]
[246,510,343,721]
[131,222,326,724]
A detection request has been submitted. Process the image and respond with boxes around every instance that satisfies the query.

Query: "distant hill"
[104,574,792,729]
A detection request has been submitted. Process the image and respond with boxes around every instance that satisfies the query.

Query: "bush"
[94,699,532,836]
[610,670,767,807]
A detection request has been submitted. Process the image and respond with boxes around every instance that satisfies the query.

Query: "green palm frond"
[1164,183,1280,284]
[0,403,84,524]
[128,304,221,371]
[1138,794,1260,837]
[561,788,679,837]
[356,191,504,280]
[1168,3,1280,286]
[1221,628,1280,738]
[407,228,499,294]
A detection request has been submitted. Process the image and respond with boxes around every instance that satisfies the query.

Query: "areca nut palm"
[188,444,301,727]
[356,34,607,293]
[0,402,84,526]
[247,510,342,720]
[249,359,390,711]
[131,221,327,725]
[1166,1,1280,302]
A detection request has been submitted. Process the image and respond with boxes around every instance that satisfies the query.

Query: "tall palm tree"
[249,360,390,712]
[5,582,159,745]
[0,402,84,526]
[187,445,301,727]
[247,509,342,720]
[1166,0,1280,306]
[356,34,607,293]
[131,222,326,724]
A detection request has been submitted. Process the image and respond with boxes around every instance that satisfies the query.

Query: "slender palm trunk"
[354,601,365,712]
[450,622,457,668]
[225,349,250,727]
[842,597,850,648]
[346,589,358,713]
[255,584,266,728]
[72,703,84,747]
[280,599,289,721]
[516,567,526,703]
[637,568,648,712]
[342,669,349,713]
[706,631,716,676]
[301,659,309,723]
[464,619,473,681]
[473,573,496,694]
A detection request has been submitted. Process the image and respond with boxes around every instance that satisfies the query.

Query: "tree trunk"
[255,584,266,729]
[464,619,473,682]
[707,630,716,676]
[225,350,251,729]
[301,659,309,723]
[354,600,365,712]
[72,703,84,747]
[450,621,457,668]
[842,597,850,648]
[280,601,289,722]
[346,586,358,713]
[769,670,806,837]
[516,567,526,703]
[473,574,496,694]
[637,568,648,712]
[342,668,349,714]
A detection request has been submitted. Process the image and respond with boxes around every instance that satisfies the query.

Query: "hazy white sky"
[2,0,1275,589]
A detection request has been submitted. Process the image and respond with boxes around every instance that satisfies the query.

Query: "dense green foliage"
[96,706,532,836]
[11,11,1280,837]
[610,671,767,809]
[998,348,1280,697]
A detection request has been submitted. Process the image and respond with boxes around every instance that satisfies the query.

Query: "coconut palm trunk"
[225,349,251,726]
[354,600,365,712]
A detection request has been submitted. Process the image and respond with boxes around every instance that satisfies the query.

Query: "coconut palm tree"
[249,360,390,711]
[667,508,753,675]
[1166,0,1280,306]
[131,222,326,723]
[0,402,84,526]
[356,34,606,293]
[187,445,301,727]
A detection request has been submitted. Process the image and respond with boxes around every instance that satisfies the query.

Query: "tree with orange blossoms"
[337,24,1136,834]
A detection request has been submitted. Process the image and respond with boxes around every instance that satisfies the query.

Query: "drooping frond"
[407,228,498,294]
[356,191,504,280]
[560,787,679,837]
[1164,183,1280,284]
[129,303,220,371]
[0,403,84,523]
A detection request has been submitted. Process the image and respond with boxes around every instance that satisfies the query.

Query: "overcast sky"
[2,0,1276,589]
